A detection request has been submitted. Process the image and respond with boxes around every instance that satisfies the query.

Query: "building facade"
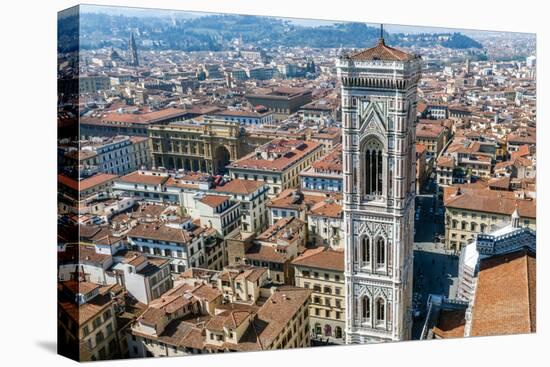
[443,186,536,251]
[214,179,269,234]
[245,87,312,121]
[58,281,120,361]
[71,136,150,176]
[128,284,311,356]
[292,247,346,343]
[228,139,323,197]
[149,118,248,175]
[337,37,421,343]
[209,109,274,126]
[300,144,343,193]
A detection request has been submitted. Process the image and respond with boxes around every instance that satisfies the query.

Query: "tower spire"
[129,32,139,67]
[380,24,385,44]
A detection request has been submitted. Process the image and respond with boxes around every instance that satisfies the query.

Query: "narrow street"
[411,179,459,339]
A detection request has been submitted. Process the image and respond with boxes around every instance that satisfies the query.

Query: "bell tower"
[129,32,139,67]
[337,31,421,343]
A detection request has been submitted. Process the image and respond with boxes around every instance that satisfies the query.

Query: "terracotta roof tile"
[117,171,168,185]
[228,139,321,172]
[128,223,197,244]
[199,195,230,208]
[470,249,536,336]
[214,179,266,195]
[291,247,344,272]
[58,173,118,192]
[348,39,417,62]
[444,186,535,218]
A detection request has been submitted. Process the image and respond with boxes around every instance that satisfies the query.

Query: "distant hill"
[62,12,483,52]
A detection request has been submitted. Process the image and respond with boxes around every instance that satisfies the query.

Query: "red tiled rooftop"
[444,186,536,218]
[117,171,169,185]
[348,38,417,62]
[470,250,536,336]
[101,107,188,125]
[58,173,118,192]
[291,247,344,272]
[229,139,321,172]
[214,179,266,195]
[199,194,230,208]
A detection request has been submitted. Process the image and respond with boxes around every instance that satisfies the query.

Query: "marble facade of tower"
[129,32,139,67]
[337,35,421,343]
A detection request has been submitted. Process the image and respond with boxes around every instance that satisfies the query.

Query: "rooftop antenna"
[380,24,385,44]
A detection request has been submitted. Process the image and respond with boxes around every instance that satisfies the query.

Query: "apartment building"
[195,194,241,238]
[416,121,447,158]
[307,199,344,249]
[292,247,345,343]
[244,216,307,284]
[228,139,323,197]
[209,109,274,126]
[112,252,172,304]
[444,185,536,251]
[58,243,173,305]
[128,284,311,355]
[299,144,343,193]
[268,189,337,225]
[214,179,269,234]
[127,220,216,273]
[58,281,120,361]
[68,136,150,176]
[216,265,269,304]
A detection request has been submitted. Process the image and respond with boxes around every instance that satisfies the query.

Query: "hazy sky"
[79,4,534,37]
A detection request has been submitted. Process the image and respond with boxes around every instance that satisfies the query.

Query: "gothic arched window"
[376,298,385,323]
[362,295,371,321]
[363,139,384,196]
[362,237,370,264]
[376,237,386,267]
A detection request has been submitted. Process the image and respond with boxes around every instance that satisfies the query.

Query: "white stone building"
[338,36,421,343]
[456,210,536,302]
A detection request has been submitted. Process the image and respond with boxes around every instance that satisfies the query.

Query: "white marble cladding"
[340,47,419,344]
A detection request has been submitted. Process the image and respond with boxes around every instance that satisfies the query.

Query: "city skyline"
[58,4,536,362]
[78,4,536,39]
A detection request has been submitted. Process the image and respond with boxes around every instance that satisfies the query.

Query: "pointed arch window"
[362,295,371,322]
[376,298,385,324]
[364,139,384,196]
[376,237,386,268]
[362,237,371,264]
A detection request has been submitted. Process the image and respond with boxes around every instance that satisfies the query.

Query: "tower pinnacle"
[129,32,139,67]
